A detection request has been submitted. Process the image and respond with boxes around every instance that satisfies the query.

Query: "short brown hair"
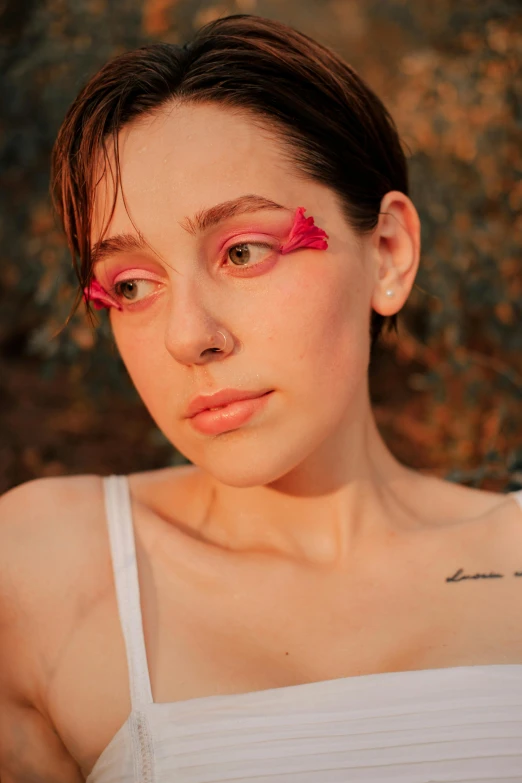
[51,13,408,353]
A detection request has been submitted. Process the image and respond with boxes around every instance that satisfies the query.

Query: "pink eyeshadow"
[83,207,327,311]
[112,268,164,285]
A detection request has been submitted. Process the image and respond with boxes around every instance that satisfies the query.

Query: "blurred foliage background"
[0,0,521,495]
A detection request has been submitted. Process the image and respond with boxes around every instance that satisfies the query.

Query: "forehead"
[91,102,303,243]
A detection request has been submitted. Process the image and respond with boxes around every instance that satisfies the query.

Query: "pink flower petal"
[83,278,123,311]
[279,206,329,254]
[82,210,327,311]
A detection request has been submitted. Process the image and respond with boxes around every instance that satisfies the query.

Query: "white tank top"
[86,475,522,782]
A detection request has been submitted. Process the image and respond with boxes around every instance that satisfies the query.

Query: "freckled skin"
[4,100,522,783]
[90,101,418,513]
[87,99,428,559]
[84,205,329,308]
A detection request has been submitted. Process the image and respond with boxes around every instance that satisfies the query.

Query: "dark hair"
[51,13,408,353]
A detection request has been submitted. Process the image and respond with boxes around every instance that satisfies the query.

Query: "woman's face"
[91,102,377,487]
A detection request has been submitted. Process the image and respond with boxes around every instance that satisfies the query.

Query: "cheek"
[263,253,367,368]
[110,316,167,398]
[267,258,370,437]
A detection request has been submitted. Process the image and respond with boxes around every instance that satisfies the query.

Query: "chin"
[197,450,294,489]
[181,428,320,489]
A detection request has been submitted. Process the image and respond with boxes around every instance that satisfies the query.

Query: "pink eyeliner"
[279,206,329,254]
[83,207,327,311]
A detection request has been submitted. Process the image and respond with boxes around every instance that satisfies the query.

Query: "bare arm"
[0,480,84,783]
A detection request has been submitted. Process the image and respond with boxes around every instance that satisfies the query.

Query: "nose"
[163,282,232,365]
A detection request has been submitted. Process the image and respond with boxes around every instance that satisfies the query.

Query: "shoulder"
[0,471,102,559]
[0,472,112,623]
[413,471,522,524]
[0,475,103,780]
[0,474,108,610]
[0,472,105,526]
[0,474,109,684]
[413,476,522,580]
[397,472,522,567]
[0,470,103,518]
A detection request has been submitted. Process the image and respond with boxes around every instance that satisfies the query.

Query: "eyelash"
[108,241,277,305]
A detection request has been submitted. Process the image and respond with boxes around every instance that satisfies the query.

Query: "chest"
[132,521,522,704]
[47,512,522,776]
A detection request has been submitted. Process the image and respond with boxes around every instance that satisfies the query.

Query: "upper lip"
[185,388,271,418]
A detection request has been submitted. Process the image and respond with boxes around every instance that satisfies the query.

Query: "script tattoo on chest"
[446,567,522,582]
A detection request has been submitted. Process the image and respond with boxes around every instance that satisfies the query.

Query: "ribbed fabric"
[86,476,522,783]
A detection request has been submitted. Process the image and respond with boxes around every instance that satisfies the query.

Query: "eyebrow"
[91,194,289,266]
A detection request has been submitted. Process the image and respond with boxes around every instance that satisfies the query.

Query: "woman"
[1,13,521,783]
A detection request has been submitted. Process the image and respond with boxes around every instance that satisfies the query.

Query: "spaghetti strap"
[102,474,154,709]
[509,488,522,510]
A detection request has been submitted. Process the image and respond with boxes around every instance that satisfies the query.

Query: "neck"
[191,393,426,568]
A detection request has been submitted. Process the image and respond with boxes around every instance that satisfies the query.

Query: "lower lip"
[188,391,273,435]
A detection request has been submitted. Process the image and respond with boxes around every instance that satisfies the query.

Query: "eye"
[111,278,160,303]
[224,242,275,268]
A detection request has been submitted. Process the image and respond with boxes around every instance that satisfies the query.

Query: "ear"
[369,191,421,317]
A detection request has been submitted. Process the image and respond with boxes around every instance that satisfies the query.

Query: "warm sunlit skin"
[2,95,522,783]
[84,205,329,309]
[91,100,423,565]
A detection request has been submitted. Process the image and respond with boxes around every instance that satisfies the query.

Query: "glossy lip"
[188,393,273,436]
[185,388,273,418]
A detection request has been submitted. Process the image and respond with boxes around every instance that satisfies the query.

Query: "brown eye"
[115,281,139,300]
[227,243,251,266]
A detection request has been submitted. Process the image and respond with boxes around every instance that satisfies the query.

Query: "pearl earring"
[385,289,394,297]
